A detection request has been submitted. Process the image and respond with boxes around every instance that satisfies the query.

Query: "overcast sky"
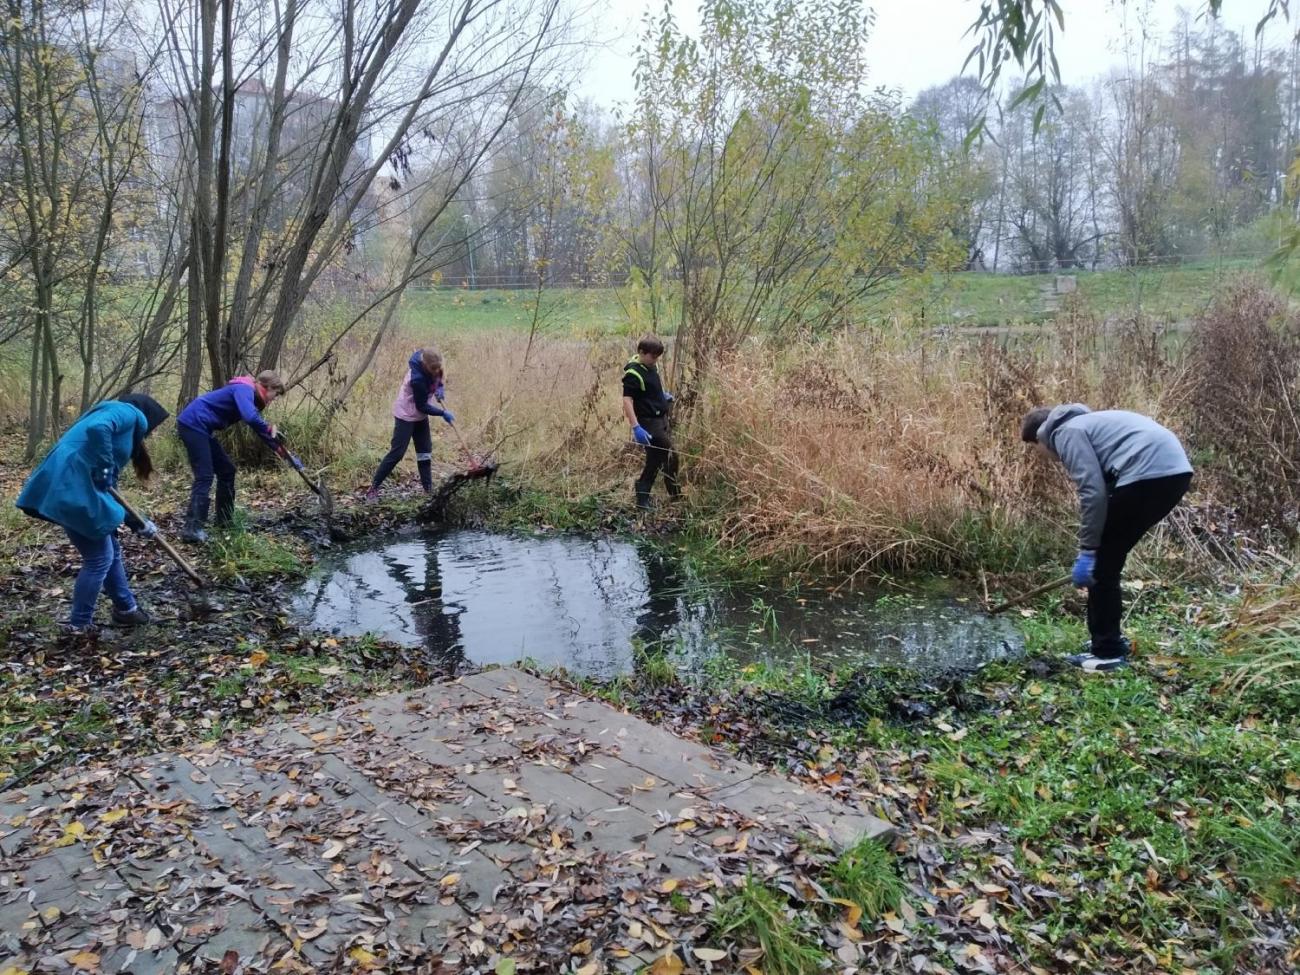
[576,0,1297,110]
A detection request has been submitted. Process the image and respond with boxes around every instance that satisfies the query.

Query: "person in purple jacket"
[176,370,286,542]
[367,349,453,499]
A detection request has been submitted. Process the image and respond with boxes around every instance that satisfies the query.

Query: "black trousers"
[179,423,237,526]
[373,418,433,491]
[638,416,679,495]
[1089,473,1192,657]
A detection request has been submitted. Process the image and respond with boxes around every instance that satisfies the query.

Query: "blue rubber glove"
[434,381,445,404]
[1072,550,1097,587]
[134,519,158,539]
[92,466,113,491]
[664,391,674,403]
[632,425,652,446]
[441,409,455,425]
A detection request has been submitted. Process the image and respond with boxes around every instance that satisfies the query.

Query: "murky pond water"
[294,529,1021,678]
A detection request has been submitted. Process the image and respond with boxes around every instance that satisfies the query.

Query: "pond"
[293,529,1021,678]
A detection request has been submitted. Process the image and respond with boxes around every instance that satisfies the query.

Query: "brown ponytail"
[131,444,155,482]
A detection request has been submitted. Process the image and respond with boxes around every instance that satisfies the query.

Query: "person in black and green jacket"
[621,334,679,510]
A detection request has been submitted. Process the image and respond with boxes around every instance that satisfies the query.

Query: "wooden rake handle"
[108,487,204,586]
[986,574,1073,615]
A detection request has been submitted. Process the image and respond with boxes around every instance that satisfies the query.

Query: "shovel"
[986,574,1073,615]
[108,487,203,586]
[109,487,217,619]
[271,433,334,516]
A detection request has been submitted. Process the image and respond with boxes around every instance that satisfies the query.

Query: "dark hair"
[115,392,168,482]
[1020,407,1052,444]
[131,444,155,482]
[637,334,665,356]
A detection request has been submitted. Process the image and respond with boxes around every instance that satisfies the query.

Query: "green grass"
[614,578,1299,971]
[389,261,1265,337]
[900,259,1262,327]
[711,876,829,975]
[823,837,905,921]
[207,519,305,579]
[399,287,638,336]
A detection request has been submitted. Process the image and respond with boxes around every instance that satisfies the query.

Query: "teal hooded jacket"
[16,401,148,539]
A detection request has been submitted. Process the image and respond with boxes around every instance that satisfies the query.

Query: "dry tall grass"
[266,278,1291,577]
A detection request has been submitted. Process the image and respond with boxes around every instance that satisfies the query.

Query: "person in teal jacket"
[16,393,169,634]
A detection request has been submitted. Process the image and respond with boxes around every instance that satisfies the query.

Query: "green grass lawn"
[395,259,1271,335]
[398,287,645,336]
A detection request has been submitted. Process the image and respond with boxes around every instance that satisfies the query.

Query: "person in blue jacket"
[16,393,170,634]
[366,349,454,500]
[176,370,285,542]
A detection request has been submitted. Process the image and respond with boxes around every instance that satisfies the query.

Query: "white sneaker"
[1065,652,1128,673]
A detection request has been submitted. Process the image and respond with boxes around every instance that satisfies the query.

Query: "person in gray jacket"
[1021,404,1193,671]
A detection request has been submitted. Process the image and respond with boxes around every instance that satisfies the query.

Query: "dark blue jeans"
[178,422,236,526]
[65,529,136,626]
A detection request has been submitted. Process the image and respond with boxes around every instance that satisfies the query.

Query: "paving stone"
[8,666,889,965]
[710,774,892,847]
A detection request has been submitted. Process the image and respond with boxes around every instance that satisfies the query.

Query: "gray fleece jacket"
[1037,404,1192,549]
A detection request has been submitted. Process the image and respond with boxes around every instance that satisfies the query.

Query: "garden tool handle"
[270,433,325,498]
[448,421,474,457]
[107,487,204,586]
[986,574,1073,615]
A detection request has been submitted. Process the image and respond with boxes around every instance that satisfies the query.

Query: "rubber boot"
[181,496,209,543]
[634,480,653,511]
[417,459,433,495]
[214,480,235,528]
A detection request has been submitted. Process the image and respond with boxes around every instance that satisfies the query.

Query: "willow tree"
[629,0,965,387]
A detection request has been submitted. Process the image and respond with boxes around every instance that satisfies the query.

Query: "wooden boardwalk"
[1,668,889,973]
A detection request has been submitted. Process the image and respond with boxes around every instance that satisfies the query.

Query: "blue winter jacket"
[177,378,276,446]
[16,401,147,539]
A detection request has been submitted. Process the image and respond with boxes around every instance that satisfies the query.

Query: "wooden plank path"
[1,668,890,973]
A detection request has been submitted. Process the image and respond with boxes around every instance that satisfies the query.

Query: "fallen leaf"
[440,873,461,887]
[570,939,593,956]
[98,808,128,824]
[247,649,269,668]
[659,879,679,893]
[692,947,728,961]
[220,951,239,974]
[494,960,516,975]
[54,821,87,847]
[67,953,100,972]
[347,947,377,968]
[830,897,863,930]
[295,918,329,941]
[649,951,684,975]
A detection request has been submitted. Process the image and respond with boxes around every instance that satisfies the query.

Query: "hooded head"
[116,392,169,482]
[1021,403,1090,455]
[411,348,443,382]
[117,392,169,435]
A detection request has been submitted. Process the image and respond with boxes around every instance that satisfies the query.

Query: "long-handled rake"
[985,574,1073,615]
[447,422,496,479]
[270,433,334,517]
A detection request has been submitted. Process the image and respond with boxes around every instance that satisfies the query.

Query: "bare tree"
[150,0,573,400]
